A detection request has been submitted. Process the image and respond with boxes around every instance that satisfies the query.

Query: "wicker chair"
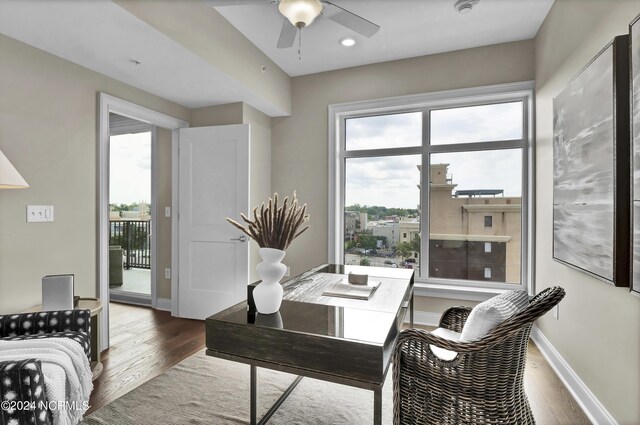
[393,286,565,425]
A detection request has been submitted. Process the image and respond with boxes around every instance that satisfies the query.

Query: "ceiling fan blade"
[202,0,269,7]
[321,1,380,38]
[277,18,297,49]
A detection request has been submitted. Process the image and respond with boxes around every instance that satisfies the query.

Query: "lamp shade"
[278,0,323,28]
[0,149,29,189]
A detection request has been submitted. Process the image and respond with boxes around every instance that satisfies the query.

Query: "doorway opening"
[108,113,153,304]
[98,93,189,352]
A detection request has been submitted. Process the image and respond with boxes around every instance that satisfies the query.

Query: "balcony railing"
[110,220,151,270]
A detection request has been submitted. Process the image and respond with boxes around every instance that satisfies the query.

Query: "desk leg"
[90,312,103,381]
[373,386,382,425]
[250,365,257,425]
[91,313,99,362]
[410,290,414,328]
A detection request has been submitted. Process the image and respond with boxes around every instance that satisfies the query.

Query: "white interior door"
[178,124,250,320]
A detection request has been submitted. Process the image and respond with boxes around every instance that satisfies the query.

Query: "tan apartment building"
[348,164,520,283]
[428,164,521,283]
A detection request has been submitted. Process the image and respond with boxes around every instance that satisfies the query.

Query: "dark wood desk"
[206,264,414,425]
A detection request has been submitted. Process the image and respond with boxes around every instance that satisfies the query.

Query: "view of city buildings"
[345,163,521,284]
[109,202,151,221]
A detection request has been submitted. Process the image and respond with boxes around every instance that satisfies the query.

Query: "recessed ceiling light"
[339,37,356,47]
[454,0,479,14]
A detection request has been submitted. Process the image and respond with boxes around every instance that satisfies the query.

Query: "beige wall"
[0,34,272,307]
[189,102,272,283]
[534,1,640,423]
[272,40,535,278]
[0,34,189,313]
[190,103,244,128]
[155,127,172,299]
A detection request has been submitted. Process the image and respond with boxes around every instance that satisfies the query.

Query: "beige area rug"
[81,351,393,424]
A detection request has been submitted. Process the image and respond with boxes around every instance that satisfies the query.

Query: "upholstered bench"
[0,309,92,425]
[0,359,51,424]
[0,310,91,360]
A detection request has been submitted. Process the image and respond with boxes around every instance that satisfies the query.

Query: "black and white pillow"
[0,359,51,425]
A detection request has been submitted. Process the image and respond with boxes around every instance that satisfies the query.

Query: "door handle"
[231,235,247,242]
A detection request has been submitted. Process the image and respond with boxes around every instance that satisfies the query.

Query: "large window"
[330,83,533,291]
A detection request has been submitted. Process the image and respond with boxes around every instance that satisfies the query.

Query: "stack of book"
[322,280,381,300]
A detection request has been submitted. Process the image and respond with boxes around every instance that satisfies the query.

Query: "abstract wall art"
[552,35,630,286]
[631,14,640,294]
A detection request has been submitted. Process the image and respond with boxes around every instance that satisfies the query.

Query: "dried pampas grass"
[226,192,310,251]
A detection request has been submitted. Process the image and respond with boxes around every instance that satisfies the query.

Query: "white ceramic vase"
[253,247,286,314]
[254,311,283,328]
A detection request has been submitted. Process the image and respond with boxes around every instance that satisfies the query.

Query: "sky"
[345,103,523,209]
[108,103,523,209]
[109,132,151,205]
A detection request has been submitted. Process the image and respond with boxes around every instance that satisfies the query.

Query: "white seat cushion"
[460,290,529,342]
[428,327,461,361]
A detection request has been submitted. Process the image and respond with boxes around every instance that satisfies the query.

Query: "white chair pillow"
[428,327,461,361]
[460,290,529,342]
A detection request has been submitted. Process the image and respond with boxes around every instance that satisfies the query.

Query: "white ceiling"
[215,0,555,76]
[0,0,554,115]
[0,0,287,114]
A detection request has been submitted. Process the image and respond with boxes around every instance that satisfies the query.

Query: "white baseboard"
[110,291,151,307]
[530,326,617,425]
[155,297,172,312]
[404,311,440,327]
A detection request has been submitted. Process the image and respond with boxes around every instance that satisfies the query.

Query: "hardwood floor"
[88,303,590,424]
[87,302,204,415]
[525,340,591,425]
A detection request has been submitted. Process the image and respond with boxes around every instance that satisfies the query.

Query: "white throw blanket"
[0,338,93,425]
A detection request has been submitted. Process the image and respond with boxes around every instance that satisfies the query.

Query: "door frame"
[98,93,188,351]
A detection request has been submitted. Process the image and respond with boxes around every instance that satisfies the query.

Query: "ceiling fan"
[204,0,380,49]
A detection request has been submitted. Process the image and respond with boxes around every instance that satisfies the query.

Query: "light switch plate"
[164,207,171,218]
[27,205,54,222]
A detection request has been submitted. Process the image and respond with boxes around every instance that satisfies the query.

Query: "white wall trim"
[170,128,180,317]
[414,283,504,302]
[328,81,536,298]
[530,326,618,425]
[328,81,535,117]
[151,126,158,309]
[155,297,172,312]
[109,292,151,307]
[98,93,188,353]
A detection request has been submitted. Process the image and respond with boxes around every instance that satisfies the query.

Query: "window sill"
[413,282,512,302]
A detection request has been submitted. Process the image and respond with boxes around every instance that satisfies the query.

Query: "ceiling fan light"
[454,0,479,14]
[278,0,323,28]
[339,36,356,47]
